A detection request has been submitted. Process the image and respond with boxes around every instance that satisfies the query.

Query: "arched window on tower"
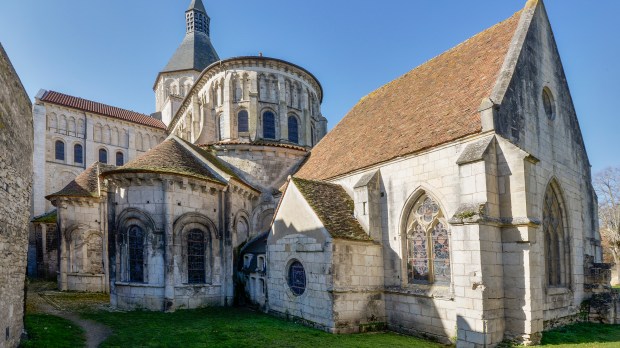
[74,144,83,164]
[263,111,276,139]
[187,229,206,284]
[544,182,570,287]
[55,140,65,161]
[116,152,124,166]
[405,194,451,285]
[99,148,108,164]
[238,110,249,133]
[288,115,299,144]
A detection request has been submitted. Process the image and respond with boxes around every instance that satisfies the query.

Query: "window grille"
[287,260,306,296]
[55,141,65,161]
[263,111,276,139]
[238,110,249,133]
[288,116,299,144]
[128,226,144,282]
[187,229,206,284]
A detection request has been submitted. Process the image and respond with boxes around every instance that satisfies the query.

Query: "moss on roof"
[292,177,371,241]
[32,210,57,224]
[104,138,226,185]
[46,162,114,199]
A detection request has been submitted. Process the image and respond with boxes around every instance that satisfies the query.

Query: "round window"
[287,260,306,296]
[542,88,556,120]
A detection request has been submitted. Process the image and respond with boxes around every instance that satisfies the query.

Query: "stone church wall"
[0,43,33,348]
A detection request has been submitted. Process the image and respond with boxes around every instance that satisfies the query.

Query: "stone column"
[58,204,69,291]
[278,76,288,141]
[163,179,175,311]
[249,72,259,140]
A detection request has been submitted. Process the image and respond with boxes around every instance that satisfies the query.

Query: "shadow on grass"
[21,314,85,348]
[541,322,620,347]
[81,307,446,348]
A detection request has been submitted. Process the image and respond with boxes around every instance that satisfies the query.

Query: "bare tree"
[594,167,620,284]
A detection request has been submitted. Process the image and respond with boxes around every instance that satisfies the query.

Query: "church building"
[41,0,616,347]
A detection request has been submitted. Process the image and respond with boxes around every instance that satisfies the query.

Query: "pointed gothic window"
[542,87,556,121]
[187,229,206,284]
[128,226,144,283]
[238,110,249,133]
[288,115,299,144]
[544,182,570,287]
[263,111,276,139]
[55,140,65,161]
[74,144,83,164]
[405,194,451,285]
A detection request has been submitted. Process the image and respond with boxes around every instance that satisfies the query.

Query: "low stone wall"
[66,273,105,292]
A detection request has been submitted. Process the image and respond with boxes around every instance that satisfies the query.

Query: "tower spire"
[186,0,210,36]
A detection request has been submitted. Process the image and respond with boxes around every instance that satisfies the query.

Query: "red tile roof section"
[40,90,166,130]
[296,10,522,180]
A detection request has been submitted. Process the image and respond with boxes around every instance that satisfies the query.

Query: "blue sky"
[1,1,618,173]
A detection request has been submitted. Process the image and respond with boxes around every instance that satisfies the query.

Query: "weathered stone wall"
[331,240,385,333]
[0,43,33,348]
[269,183,335,330]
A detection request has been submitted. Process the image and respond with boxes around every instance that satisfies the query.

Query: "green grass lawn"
[21,313,85,348]
[81,307,444,348]
[541,322,620,347]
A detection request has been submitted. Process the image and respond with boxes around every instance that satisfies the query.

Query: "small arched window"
[55,141,65,161]
[238,110,249,133]
[288,116,299,144]
[405,194,451,285]
[287,260,306,296]
[263,111,276,139]
[542,87,556,120]
[99,148,108,164]
[116,152,124,166]
[544,182,570,287]
[74,144,83,164]
[128,226,144,283]
[187,229,206,284]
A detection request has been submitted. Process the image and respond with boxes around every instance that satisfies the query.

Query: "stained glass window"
[544,183,567,286]
[263,111,276,139]
[128,226,144,283]
[55,141,65,161]
[288,116,299,144]
[287,261,306,296]
[406,194,451,285]
[187,229,206,284]
[238,110,249,133]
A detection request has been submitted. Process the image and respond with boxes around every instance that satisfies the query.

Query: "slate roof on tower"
[39,90,166,129]
[295,9,523,180]
[46,162,114,199]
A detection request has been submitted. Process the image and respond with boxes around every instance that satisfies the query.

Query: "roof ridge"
[40,90,166,130]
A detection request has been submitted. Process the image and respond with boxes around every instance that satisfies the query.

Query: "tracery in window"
[405,194,451,285]
[544,182,570,287]
[187,229,206,284]
[287,260,306,296]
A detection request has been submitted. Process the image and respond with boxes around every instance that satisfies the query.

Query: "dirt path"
[27,282,112,348]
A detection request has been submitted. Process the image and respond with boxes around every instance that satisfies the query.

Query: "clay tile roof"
[296,10,522,180]
[103,138,225,184]
[292,177,371,241]
[47,162,114,199]
[40,90,166,130]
